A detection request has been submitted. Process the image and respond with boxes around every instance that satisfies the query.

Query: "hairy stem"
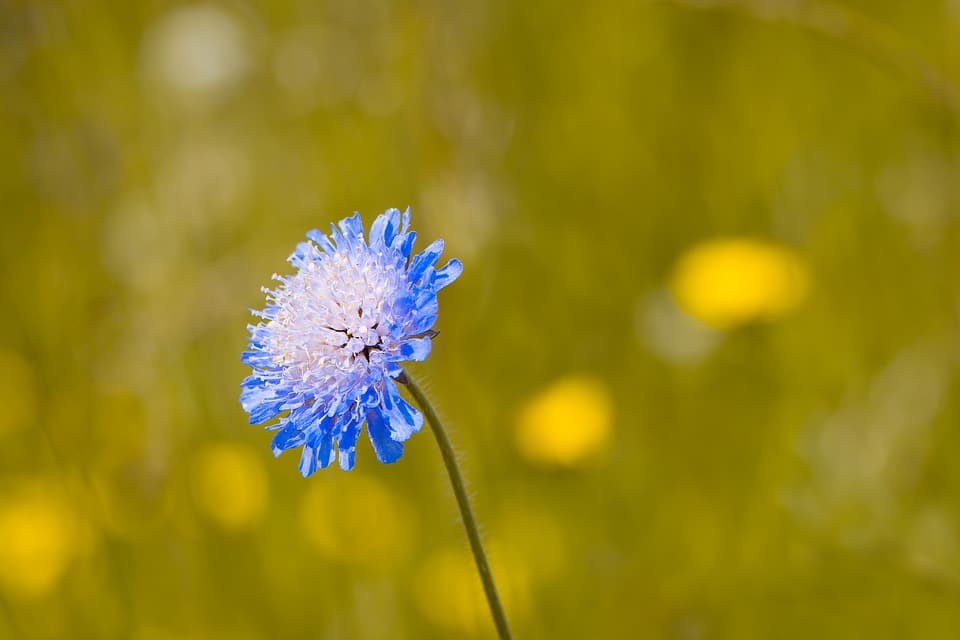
[401,371,514,640]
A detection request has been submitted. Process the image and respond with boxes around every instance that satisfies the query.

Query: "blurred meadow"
[3,0,960,637]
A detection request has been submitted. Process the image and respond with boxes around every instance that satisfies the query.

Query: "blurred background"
[2,0,960,637]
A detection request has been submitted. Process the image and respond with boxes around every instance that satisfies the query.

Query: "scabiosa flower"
[240,208,462,475]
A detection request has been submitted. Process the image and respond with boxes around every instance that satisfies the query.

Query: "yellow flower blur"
[299,473,414,571]
[670,238,811,330]
[515,376,613,467]
[191,443,268,531]
[0,486,75,598]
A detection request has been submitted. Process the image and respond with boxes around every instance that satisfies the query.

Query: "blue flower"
[240,208,462,475]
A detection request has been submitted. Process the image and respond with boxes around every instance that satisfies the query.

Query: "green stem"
[401,371,514,640]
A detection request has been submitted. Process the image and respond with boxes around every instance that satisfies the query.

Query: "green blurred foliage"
[2,0,960,638]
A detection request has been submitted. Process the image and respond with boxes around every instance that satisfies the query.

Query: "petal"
[271,423,306,456]
[306,229,336,254]
[418,266,437,289]
[366,409,404,464]
[407,239,444,283]
[285,400,320,428]
[240,377,271,407]
[384,363,404,379]
[408,295,439,335]
[336,416,362,471]
[329,221,347,251]
[359,384,380,408]
[338,213,365,251]
[389,294,416,320]
[381,378,423,441]
[434,259,463,289]
[241,348,274,368]
[241,372,268,389]
[289,241,319,268]
[248,398,286,425]
[369,208,400,249]
[400,337,432,361]
[317,430,336,469]
[298,441,318,477]
[397,231,417,259]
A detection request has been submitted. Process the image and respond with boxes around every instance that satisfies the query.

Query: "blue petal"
[299,441,318,477]
[419,266,438,289]
[271,424,306,456]
[369,208,400,249]
[401,337,432,361]
[366,409,404,464]
[435,259,463,289]
[338,213,365,251]
[329,221,347,251]
[241,349,274,368]
[306,229,336,254]
[408,303,438,334]
[398,231,416,259]
[285,401,320,430]
[359,384,380,408]
[241,374,268,390]
[397,294,418,315]
[289,241,319,268]
[381,379,423,441]
[317,430,335,469]
[384,363,404,379]
[407,239,444,283]
[239,378,270,407]
[248,398,285,425]
[408,289,440,335]
[337,415,362,471]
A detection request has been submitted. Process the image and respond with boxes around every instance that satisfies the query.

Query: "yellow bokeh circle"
[0,485,76,598]
[191,442,269,531]
[670,238,811,330]
[515,376,613,467]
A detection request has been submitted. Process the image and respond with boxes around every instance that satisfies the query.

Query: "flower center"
[325,319,383,362]
[265,248,403,381]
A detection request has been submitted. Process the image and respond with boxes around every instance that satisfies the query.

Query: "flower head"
[240,208,462,475]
